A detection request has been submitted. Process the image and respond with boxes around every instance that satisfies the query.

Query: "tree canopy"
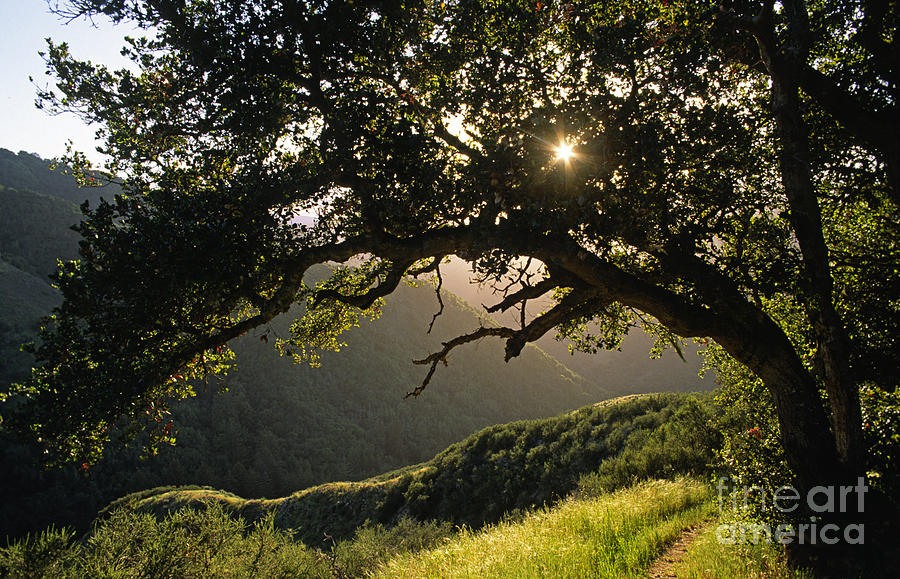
[3,0,897,510]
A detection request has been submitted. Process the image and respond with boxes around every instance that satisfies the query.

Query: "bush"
[0,503,326,577]
[860,383,900,499]
[331,517,454,577]
[0,527,79,578]
[400,393,708,527]
[576,395,720,497]
[0,505,460,578]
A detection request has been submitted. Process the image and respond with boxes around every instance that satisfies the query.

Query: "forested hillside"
[0,149,106,207]
[0,150,113,386]
[0,186,79,385]
[95,279,609,500]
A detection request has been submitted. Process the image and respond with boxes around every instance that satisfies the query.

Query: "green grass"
[372,478,714,578]
[671,521,813,579]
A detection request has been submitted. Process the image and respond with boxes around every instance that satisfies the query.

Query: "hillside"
[0,184,86,385]
[0,150,113,386]
[0,149,108,208]
[96,279,610,499]
[2,479,791,579]
[0,150,609,540]
[106,393,717,544]
[0,478,808,578]
[3,390,851,579]
[0,259,61,386]
[1,272,611,541]
[0,394,740,578]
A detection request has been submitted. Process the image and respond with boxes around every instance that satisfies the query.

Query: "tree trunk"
[754,0,864,475]
[715,315,880,575]
[715,314,848,494]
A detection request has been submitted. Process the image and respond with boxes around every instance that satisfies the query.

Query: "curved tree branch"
[501,288,608,361]
[312,259,414,310]
[484,276,564,314]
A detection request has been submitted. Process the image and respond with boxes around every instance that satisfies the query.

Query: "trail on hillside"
[646,519,714,578]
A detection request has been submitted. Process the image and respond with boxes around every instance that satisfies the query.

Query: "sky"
[0,0,137,163]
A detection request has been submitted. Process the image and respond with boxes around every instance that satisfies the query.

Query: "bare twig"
[407,256,441,277]
[427,264,445,334]
[408,286,609,397]
[499,256,534,296]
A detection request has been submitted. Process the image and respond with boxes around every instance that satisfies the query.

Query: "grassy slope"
[375,478,714,578]
[375,479,810,579]
[1,480,812,578]
[0,480,756,578]
[2,391,807,578]
[108,392,715,545]
[0,480,810,578]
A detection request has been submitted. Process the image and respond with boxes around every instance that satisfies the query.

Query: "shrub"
[331,516,454,577]
[0,503,327,577]
[577,396,720,497]
[860,383,900,499]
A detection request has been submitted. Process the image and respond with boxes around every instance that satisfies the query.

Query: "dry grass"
[372,478,714,578]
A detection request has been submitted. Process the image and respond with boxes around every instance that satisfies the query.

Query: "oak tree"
[4,0,897,553]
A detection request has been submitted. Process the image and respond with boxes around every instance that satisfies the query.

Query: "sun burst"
[554,141,575,162]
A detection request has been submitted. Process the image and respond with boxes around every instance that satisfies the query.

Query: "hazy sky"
[0,0,137,163]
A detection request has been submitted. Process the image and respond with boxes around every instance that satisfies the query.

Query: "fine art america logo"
[715,477,867,545]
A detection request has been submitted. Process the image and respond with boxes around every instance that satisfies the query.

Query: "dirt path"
[646,519,714,578]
